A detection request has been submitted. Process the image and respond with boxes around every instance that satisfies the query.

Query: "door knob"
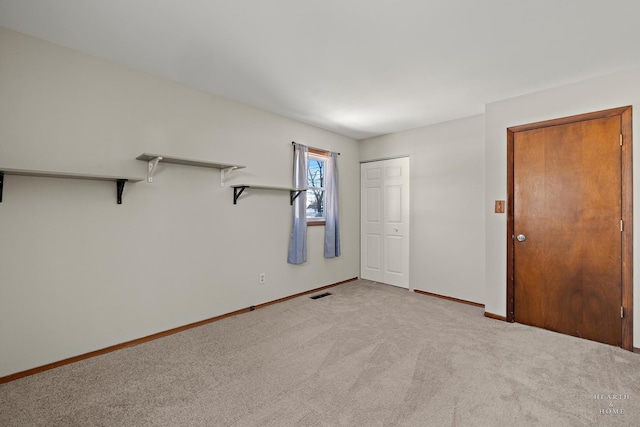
[516,234,526,242]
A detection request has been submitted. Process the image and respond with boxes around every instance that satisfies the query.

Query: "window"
[306,150,327,225]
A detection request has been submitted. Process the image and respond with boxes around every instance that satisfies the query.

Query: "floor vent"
[310,292,332,300]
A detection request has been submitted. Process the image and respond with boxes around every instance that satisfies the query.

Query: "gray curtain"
[288,143,308,264]
[324,152,341,258]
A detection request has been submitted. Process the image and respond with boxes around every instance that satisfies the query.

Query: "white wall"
[359,115,486,304]
[485,67,640,346]
[0,27,360,377]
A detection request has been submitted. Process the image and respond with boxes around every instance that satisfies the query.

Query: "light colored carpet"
[1,279,639,426]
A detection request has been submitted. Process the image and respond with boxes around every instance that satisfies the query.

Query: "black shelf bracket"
[0,172,4,203]
[116,179,127,204]
[290,190,303,205]
[233,186,247,204]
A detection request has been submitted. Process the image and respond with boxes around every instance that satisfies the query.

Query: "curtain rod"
[291,141,340,155]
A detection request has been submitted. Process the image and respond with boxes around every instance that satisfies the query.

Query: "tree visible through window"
[307,152,326,222]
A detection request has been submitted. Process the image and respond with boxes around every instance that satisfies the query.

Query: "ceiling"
[1,0,639,140]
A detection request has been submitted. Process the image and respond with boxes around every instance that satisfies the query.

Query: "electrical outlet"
[259,273,266,284]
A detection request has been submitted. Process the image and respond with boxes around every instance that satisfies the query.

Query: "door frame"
[506,106,633,351]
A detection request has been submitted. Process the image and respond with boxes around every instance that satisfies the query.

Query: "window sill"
[307,220,326,227]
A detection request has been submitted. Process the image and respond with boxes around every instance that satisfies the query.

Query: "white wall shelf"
[136,153,245,186]
[0,167,144,204]
[231,185,306,205]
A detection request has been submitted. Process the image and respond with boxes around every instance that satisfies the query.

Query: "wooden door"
[361,161,384,283]
[361,158,410,288]
[511,111,632,347]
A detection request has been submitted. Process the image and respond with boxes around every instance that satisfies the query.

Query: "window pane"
[308,159,325,188]
[307,155,326,220]
[306,189,325,219]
